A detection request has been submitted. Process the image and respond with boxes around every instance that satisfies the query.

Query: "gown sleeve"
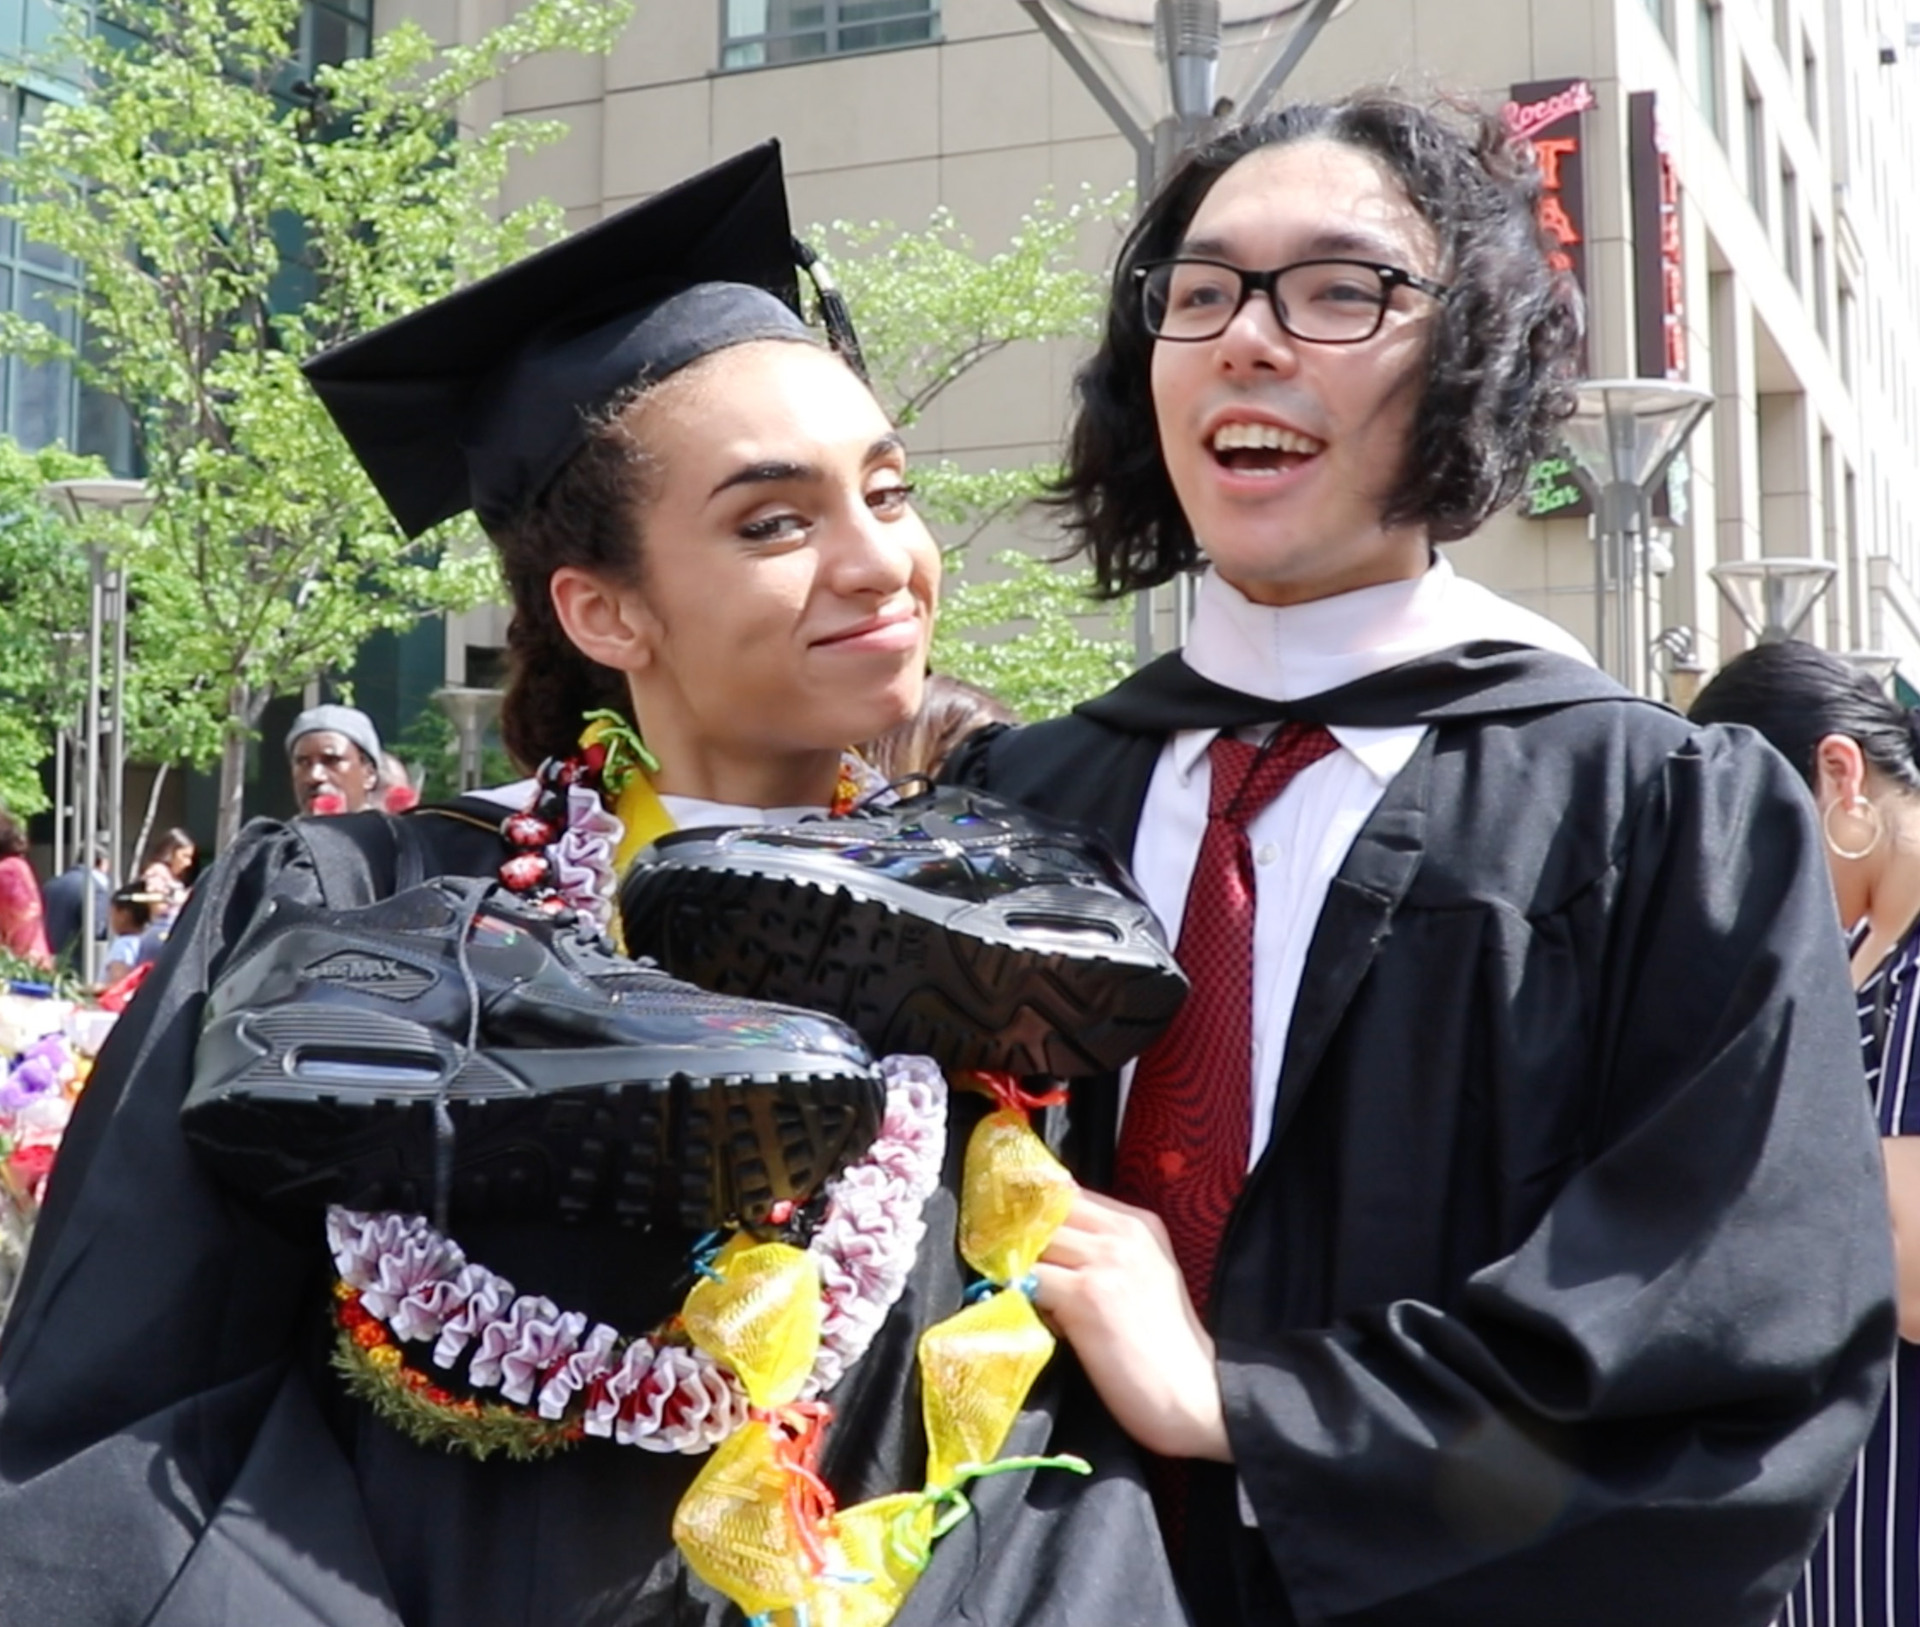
[0,817,410,1625]
[1217,726,1897,1625]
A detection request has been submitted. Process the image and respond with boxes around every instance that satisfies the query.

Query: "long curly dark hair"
[1053,89,1585,597]
[490,407,656,772]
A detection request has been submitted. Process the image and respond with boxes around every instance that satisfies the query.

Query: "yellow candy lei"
[672,1078,1086,1627]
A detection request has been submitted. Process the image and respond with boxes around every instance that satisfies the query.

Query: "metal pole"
[107,563,126,884]
[1615,501,1635,687]
[78,544,104,986]
[1237,0,1346,120]
[1016,0,1153,165]
[50,726,66,877]
[1589,511,1607,679]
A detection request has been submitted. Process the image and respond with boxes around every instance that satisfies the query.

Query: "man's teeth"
[1211,422,1323,454]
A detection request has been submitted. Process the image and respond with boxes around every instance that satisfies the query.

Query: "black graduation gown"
[0,805,1184,1627]
[945,642,1896,1627]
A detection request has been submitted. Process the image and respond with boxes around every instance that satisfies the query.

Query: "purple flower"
[0,1056,58,1112]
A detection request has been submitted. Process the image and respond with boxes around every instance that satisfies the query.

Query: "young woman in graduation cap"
[0,145,1183,1627]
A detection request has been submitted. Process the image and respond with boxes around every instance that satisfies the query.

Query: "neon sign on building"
[1506,77,1596,518]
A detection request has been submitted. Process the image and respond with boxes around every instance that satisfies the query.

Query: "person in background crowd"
[37,845,109,967]
[138,827,196,923]
[1691,640,1920,1627]
[378,752,419,814]
[0,811,50,971]
[101,887,155,988]
[286,704,381,815]
[861,672,1016,781]
[948,88,1891,1626]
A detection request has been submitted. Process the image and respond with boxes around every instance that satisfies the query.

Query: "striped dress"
[1779,924,1920,1626]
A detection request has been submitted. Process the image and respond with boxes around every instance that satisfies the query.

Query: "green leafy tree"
[0,440,111,817]
[0,0,629,843]
[813,193,1135,720]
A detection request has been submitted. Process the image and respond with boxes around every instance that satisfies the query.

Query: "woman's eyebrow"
[708,433,907,500]
[708,459,819,500]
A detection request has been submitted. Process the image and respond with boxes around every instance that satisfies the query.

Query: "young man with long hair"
[953,91,1893,1626]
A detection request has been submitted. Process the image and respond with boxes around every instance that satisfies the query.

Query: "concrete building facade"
[403,0,1920,696]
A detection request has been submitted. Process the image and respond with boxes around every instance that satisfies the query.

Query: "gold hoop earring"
[1824,794,1883,862]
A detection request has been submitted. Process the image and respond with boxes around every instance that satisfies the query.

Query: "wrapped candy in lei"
[678,1072,1087,1627]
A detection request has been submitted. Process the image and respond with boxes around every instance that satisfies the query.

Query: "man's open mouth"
[1209,420,1325,473]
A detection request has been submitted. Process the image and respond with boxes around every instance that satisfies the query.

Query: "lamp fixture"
[1707,556,1838,643]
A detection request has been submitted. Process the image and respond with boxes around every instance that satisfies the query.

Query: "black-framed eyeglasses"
[1134,256,1453,345]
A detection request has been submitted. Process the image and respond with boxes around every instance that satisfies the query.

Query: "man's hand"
[1033,1188,1232,1461]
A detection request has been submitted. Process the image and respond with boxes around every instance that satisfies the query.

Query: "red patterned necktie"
[1114,723,1340,1317]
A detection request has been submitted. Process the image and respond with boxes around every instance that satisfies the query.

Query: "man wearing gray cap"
[285,704,381,816]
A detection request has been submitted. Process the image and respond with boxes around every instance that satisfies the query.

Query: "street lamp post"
[39,477,155,984]
[1707,556,1838,644]
[44,628,82,876]
[432,686,504,793]
[1555,380,1713,693]
[1840,649,1901,688]
[1018,0,1351,659]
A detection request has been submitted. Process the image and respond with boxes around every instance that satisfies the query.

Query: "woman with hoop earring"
[1694,641,1920,1627]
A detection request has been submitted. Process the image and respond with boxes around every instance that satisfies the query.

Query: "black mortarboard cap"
[303,142,815,538]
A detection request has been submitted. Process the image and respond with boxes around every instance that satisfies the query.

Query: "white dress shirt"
[473,783,824,831]
[1124,558,1593,1166]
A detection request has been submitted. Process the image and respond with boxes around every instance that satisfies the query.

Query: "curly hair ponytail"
[492,414,657,772]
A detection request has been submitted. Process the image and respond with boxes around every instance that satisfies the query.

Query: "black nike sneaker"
[618,786,1187,1077]
[182,877,883,1230]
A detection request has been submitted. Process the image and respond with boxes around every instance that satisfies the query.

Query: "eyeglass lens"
[1142,260,1393,343]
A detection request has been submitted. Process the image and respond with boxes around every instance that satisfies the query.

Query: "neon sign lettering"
[1502,80,1597,143]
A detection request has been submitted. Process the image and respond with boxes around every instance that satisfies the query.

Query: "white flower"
[537,1322,620,1420]
[431,1264,516,1370]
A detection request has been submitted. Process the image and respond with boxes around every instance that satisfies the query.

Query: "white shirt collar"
[657,794,826,829]
[467,781,824,829]
[1169,557,1594,786]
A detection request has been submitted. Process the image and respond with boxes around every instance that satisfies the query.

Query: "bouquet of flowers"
[0,995,106,1327]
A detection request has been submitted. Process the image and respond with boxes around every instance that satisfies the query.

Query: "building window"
[1640,0,1665,32]
[1839,284,1854,385]
[1780,161,1799,286]
[1744,78,1767,224]
[1802,38,1819,141]
[297,0,370,75]
[720,0,940,69]
[0,90,79,453]
[0,0,67,65]
[1810,222,1827,338]
[1695,1,1722,135]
